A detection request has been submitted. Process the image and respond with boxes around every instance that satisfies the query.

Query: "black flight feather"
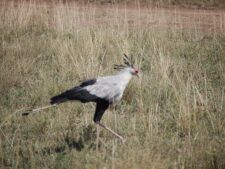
[80,79,96,87]
[50,79,97,104]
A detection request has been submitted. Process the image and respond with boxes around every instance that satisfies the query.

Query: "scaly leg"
[96,124,100,151]
[95,122,125,143]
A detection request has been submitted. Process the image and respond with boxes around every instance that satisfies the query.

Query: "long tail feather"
[21,104,56,116]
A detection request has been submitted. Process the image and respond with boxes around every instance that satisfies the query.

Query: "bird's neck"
[116,69,133,87]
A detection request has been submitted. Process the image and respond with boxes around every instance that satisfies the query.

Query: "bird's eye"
[133,68,139,74]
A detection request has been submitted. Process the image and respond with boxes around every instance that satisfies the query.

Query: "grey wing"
[84,80,123,103]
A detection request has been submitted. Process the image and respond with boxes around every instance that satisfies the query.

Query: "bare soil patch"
[1,1,225,32]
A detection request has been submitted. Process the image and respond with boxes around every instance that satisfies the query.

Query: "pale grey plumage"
[84,67,133,104]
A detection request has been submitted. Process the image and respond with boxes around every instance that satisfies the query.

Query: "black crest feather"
[114,54,134,70]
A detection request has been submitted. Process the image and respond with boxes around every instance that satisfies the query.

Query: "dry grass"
[0,1,225,169]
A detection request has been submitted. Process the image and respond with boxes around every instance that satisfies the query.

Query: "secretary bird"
[22,54,139,143]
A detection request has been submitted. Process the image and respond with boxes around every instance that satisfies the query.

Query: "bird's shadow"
[41,125,97,155]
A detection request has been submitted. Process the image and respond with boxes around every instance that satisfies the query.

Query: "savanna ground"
[0,1,225,169]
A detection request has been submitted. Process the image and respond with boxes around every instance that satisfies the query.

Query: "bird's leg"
[95,121,125,143]
[96,124,100,151]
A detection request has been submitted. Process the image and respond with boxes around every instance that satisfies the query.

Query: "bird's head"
[114,54,140,77]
